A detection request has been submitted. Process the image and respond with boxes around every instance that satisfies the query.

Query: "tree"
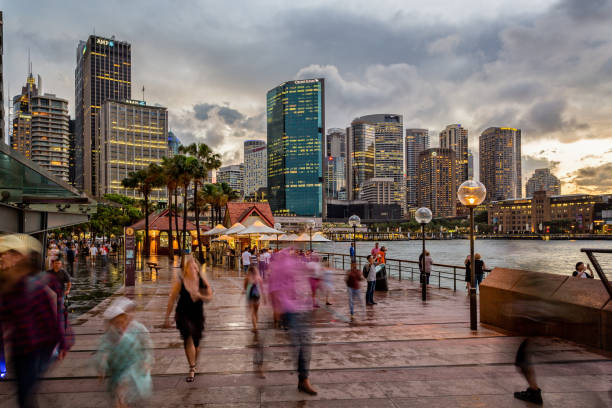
[162,156,180,260]
[122,163,165,256]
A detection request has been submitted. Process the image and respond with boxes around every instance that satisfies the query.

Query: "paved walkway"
[1,256,611,407]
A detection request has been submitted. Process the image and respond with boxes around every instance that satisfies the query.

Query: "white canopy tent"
[203,224,227,236]
[224,222,246,235]
[236,220,284,236]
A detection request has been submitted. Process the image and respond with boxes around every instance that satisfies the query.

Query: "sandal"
[186,365,196,382]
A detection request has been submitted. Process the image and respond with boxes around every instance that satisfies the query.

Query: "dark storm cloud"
[193,104,216,121]
[556,0,612,21]
[570,162,612,188]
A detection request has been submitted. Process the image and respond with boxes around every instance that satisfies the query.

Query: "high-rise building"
[325,128,347,200]
[217,164,244,196]
[480,127,522,201]
[75,35,131,195]
[0,12,4,144]
[69,119,76,185]
[360,177,394,204]
[439,124,468,187]
[348,114,404,209]
[467,149,474,179]
[244,140,267,197]
[405,128,429,207]
[11,73,70,180]
[526,168,561,197]
[267,78,324,217]
[168,131,180,155]
[98,99,168,200]
[417,148,456,218]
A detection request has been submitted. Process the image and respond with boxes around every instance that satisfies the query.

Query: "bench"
[146,262,161,274]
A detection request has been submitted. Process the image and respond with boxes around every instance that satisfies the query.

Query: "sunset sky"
[3,0,612,194]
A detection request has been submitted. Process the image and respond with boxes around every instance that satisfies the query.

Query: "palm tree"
[162,156,179,260]
[174,155,199,266]
[121,163,165,256]
[200,183,222,226]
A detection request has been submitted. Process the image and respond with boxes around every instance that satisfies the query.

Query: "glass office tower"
[267,78,324,217]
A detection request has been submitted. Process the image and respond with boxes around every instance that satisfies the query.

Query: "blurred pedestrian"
[464,255,471,290]
[244,265,264,332]
[371,242,380,257]
[349,243,356,263]
[242,247,251,274]
[572,262,594,279]
[364,255,377,305]
[267,250,317,395]
[321,257,334,306]
[163,255,212,382]
[514,338,543,405]
[46,259,72,329]
[66,244,76,274]
[0,234,73,408]
[346,262,363,319]
[96,297,153,408]
[418,250,433,285]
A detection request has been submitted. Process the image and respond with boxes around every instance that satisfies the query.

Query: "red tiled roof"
[224,202,274,227]
[129,209,208,232]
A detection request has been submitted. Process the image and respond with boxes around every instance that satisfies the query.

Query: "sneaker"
[514,387,542,405]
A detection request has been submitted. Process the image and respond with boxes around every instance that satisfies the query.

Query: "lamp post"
[307,219,316,251]
[457,180,487,331]
[348,214,360,263]
[274,222,282,250]
[415,207,432,301]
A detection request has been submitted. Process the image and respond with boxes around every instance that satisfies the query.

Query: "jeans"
[347,287,360,315]
[366,281,376,304]
[13,346,54,408]
[284,312,312,381]
[243,264,250,274]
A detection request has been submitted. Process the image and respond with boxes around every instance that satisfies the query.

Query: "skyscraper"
[217,164,244,196]
[526,168,561,197]
[267,78,324,217]
[98,99,168,200]
[479,127,522,201]
[243,140,267,197]
[417,148,456,218]
[439,124,468,187]
[467,149,474,179]
[75,35,131,195]
[405,128,429,208]
[11,73,70,180]
[168,131,181,155]
[325,128,347,200]
[348,114,404,210]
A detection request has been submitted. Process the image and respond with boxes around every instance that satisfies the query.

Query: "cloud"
[193,104,216,121]
[217,106,244,125]
[569,162,612,190]
[555,0,612,21]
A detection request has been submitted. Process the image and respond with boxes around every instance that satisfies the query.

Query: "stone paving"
[1,255,611,407]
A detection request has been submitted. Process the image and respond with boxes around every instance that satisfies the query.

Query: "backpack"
[250,283,260,299]
[362,264,369,279]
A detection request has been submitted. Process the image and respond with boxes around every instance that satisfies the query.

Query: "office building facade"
[0,12,3,143]
[526,168,561,197]
[439,124,468,186]
[217,164,244,196]
[480,127,522,202]
[75,35,131,195]
[267,78,324,217]
[11,73,70,180]
[168,131,180,155]
[98,99,168,200]
[244,140,267,197]
[348,114,404,211]
[325,128,347,200]
[405,128,429,207]
[417,148,456,218]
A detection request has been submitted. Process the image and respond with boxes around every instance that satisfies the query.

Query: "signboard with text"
[124,227,136,286]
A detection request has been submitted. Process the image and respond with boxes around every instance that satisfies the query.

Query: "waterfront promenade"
[1,256,610,407]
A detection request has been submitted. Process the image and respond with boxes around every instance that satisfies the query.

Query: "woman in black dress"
[164,255,213,382]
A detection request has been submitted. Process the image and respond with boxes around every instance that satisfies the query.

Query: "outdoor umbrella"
[212,235,232,242]
[237,220,284,235]
[203,224,227,236]
[311,232,332,242]
[224,222,246,235]
[280,233,299,242]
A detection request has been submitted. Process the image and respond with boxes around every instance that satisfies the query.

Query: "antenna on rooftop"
[142,85,145,102]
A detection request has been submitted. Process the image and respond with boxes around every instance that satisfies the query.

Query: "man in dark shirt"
[47,259,72,296]
[65,245,75,273]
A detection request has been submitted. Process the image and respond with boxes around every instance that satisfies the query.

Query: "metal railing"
[318,252,491,292]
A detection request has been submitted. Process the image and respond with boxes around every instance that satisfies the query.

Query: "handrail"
[580,248,612,299]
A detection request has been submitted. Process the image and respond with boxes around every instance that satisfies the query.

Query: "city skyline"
[1,1,612,195]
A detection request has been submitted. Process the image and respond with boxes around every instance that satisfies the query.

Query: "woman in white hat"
[95,297,153,408]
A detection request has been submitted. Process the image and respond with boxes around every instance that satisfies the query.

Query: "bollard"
[399,261,402,281]
[453,267,456,291]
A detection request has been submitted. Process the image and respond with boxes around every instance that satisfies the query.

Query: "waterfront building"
[480,127,522,202]
[439,124,468,186]
[168,131,180,155]
[526,168,561,197]
[417,148,456,218]
[488,192,605,233]
[217,164,244,196]
[405,128,429,207]
[75,35,131,194]
[98,99,168,201]
[348,114,404,211]
[11,73,70,180]
[244,140,267,197]
[267,78,324,217]
[360,177,394,204]
[325,128,347,200]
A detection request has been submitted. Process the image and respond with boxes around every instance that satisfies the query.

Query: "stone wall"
[480,268,611,350]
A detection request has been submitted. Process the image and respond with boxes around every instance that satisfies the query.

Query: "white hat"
[103,297,136,320]
[0,234,42,255]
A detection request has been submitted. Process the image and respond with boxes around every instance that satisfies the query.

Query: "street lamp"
[306,219,316,251]
[457,180,487,331]
[415,207,432,301]
[348,214,360,263]
[274,222,282,250]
